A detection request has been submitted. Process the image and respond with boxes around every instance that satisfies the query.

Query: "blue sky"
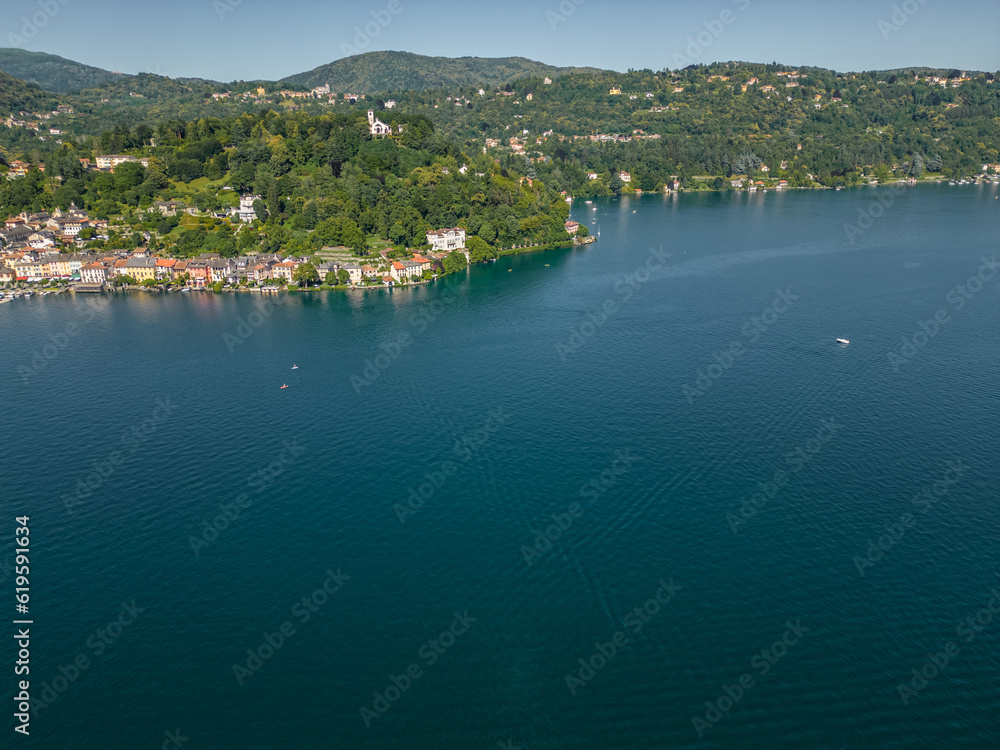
[5,0,999,81]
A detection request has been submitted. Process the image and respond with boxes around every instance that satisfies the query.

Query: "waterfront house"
[340,262,364,284]
[426,227,466,252]
[389,261,409,283]
[80,262,110,284]
[272,260,298,282]
[0,266,16,283]
[124,257,157,282]
[186,261,210,287]
[155,258,177,279]
[564,220,581,235]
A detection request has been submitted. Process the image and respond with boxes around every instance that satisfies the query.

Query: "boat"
[291,365,298,370]
[585,200,593,204]
[836,338,850,345]
[280,384,289,389]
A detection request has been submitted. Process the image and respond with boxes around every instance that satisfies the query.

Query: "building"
[123,256,157,282]
[368,110,391,137]
[619,171,632,183]
[426,227,466,252]
[564,221,581,235]
[271,260,298,282]
[234,194,260,223]
[79,262,110,284]
[155,258,177,279]
[95,154,140,171]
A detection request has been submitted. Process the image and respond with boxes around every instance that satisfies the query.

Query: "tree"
[325,272,337,285]
[293,262,319,287]
[337,269,350,285]
[466,235,497,263]
[442,249,467,274]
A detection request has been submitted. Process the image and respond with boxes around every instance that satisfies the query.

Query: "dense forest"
[0,108,572,261]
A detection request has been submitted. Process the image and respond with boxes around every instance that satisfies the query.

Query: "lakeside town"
[0,211,466,294]
[0,205,589,298]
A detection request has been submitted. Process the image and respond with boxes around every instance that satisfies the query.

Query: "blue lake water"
[2,183,999,748]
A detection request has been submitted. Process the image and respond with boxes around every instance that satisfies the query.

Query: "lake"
[2,183,999,748]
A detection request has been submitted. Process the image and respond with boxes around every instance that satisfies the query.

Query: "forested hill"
[279,51,607,93]
[0,70,59,113]
[0,49,123,93]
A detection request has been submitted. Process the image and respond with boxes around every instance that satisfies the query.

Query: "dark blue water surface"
[2,184,999,749]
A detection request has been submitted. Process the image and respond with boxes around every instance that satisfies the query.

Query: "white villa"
[233,194,261,223]
[426,227,466,252]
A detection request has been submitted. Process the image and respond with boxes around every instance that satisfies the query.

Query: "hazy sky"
[5,0,999,81]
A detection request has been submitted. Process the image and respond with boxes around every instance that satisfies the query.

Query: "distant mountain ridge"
[277,51,609,93]
[0,49,123,93]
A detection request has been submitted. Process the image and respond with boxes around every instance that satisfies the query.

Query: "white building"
[426,227,466,252]
[80,262,109,284]
[368,110,391,136]
[95,154,138,170]
[234,194,261,223]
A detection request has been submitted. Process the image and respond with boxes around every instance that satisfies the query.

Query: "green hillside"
[278,51,606,93]
[0,48,123,93]
[0,69,59,112]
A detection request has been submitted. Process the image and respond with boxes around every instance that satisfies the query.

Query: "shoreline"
[3,181,994,302]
